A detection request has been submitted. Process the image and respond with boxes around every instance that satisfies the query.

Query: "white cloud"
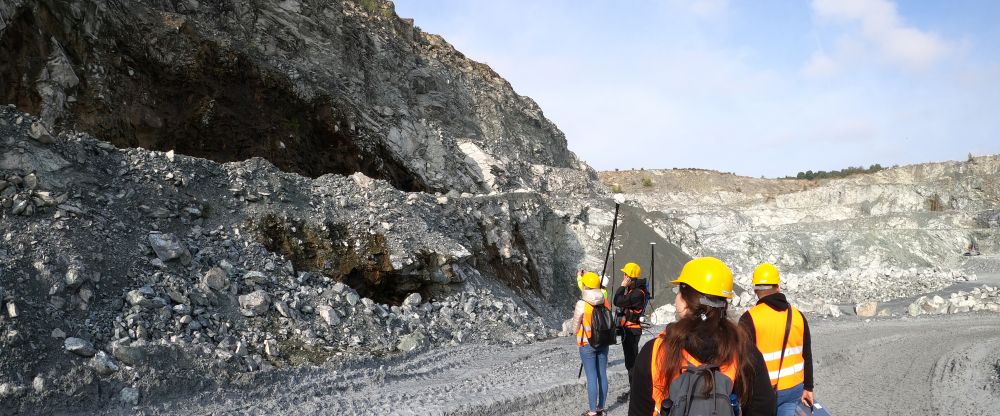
[802,51,838,78]
[809,0,952,73]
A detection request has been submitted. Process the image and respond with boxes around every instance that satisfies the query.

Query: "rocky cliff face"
[603,160,1000,275]
[0,0,593,194]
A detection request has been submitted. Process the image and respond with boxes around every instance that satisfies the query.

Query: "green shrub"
[641,177,653,187]
[359,0,378,13]
[790,163,885,180]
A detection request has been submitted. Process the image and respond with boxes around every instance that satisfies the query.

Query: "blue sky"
[393,0,1000,177]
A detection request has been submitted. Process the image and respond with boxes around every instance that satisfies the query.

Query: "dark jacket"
[738,292,814,391]
[614,279,648,333]
[627,324,777,416]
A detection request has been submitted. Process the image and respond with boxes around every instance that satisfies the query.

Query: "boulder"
[201,267,229,291]
[120,387,140,405]
[112,345,147,365]
[32,376,45,393]
[854,302,878,317]
[64,267,87,288]
[650,304,677,325]
[822,304,842,318]
[403,292,422,307]
[64,337,96,357]
[126,289,157,309]
[397,331,428,352]
[148,232,192,265]
[317,305,340,326]
[90,351,120,376]
[264,339,280,357]
[559,318,576,337]
[29,122,53,143]
[274,301,293,318]
[238,290,270,316]
[345,292,360,306]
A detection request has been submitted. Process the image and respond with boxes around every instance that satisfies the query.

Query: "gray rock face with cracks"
[0,0,597,195]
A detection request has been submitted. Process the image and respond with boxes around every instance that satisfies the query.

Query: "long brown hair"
[657,285,757,404]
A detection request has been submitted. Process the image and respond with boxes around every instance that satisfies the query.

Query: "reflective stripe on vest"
[577,298,611,347]
[649,335,738,416]
[619,307,644,329]
[748,303,805,390]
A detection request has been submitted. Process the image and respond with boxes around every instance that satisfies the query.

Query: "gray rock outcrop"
[602,162,1000,275]
[0,0,595,195]
[908,285,1000,316]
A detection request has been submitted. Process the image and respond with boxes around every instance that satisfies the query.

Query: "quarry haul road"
[136,314,1000,416]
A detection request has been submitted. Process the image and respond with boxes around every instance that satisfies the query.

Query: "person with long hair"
[574,270,612,416]
[628,257,776,416]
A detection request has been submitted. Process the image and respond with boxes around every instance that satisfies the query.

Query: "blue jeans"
[776,384,804,416]
[579,344,609,411]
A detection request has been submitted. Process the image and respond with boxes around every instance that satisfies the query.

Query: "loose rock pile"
[110,265,552,373]
[647,266,977,322]
[772,267,972,305]
[650,303,677,325]
[0,107,583,412]
[0,171,68,217]
[907,285,1000,316]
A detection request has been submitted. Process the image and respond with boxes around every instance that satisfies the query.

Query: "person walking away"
[574,271,613,416]
[614,262,648,376]
[628,257,776,416]
[738,263,814,416]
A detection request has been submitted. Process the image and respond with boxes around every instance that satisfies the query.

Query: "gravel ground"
[811,314,1000,416]
[110,313,1000,416]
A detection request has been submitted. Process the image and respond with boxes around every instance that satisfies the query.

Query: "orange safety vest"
[747,303,805,390]
[618,287,647,330]
[649,335,738,416]
[576,297,612,347]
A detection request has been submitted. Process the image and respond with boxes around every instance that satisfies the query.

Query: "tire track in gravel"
[138,332,656,415]
[809,314,1000,416]
[137,315,1000,415]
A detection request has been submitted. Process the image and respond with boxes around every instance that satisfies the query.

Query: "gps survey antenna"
[649,242,655,300]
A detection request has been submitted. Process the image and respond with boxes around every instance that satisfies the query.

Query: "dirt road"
[810,314,1000,416]
[133,314,1000,416]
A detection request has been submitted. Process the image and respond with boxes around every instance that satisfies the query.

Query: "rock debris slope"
[0,105,624,413]
[0,1,693,412]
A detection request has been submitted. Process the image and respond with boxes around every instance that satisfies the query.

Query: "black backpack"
[661,364,736,416]
[587,303,617,347]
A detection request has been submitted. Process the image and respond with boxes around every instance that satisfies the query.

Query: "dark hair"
[657,285,757,404]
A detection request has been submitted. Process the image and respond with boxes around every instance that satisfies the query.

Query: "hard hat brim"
[669,278,733,298]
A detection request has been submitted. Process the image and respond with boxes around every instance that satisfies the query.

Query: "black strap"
[773,308,794,390]
[682,365,701,416]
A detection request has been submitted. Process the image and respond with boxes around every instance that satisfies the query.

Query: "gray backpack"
[662,363,736,416]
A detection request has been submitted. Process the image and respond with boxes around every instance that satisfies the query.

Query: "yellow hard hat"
[671,257,734,298]
[621,262,641,278]
[579,272,601,290]
[752,263,780,286]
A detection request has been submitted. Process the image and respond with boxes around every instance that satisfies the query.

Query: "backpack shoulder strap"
[773,307,793,390]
